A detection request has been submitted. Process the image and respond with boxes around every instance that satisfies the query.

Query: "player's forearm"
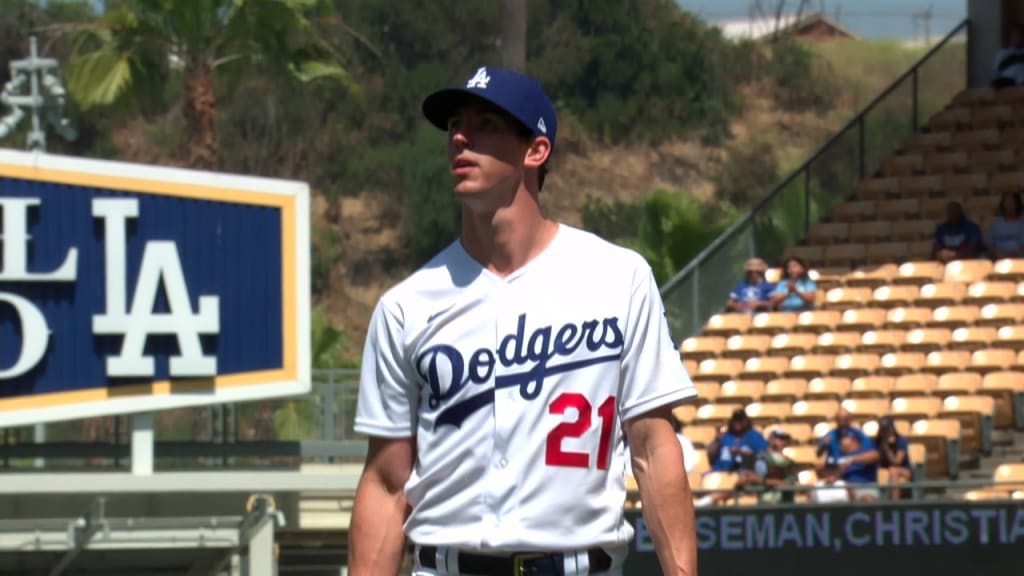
[634,438,698,576]
[348,475,408,575]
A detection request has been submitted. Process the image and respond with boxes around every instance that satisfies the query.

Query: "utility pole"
[0,36,77,151]
[913,6,934,45]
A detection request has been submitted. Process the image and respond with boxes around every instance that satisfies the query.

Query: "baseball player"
[349,65,698,576]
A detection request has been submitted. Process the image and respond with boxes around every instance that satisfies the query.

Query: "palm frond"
[64,49,132,108]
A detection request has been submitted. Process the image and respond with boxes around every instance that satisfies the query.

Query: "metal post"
[0,35,76,149]
[243,518,274,576]
[325,374,336,445]
[113,417,121,468]
[690,267,700,340]
[27,37,42,150]
[131,413,154,476]
[33,423,45,469]
[803,168,811,236]
[912,68,919,133]
[858,115,866,180]
[222,405,229,467]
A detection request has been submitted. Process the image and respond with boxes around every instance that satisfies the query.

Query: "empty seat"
[783,245,825,265]
[704,313,751,336]
[762,378,808,403]
[793,310,840,333]
[892,397,944,421]
[977,303,1024,327]
[782,445,821,469]
[855,178,899,200]
[993,463,1024,491]
[769,332,817,355]
[941,395,996,456]
[832,353,880,378]
[872,285,919,308]
[696,358,744,382]
[980,371,1024,429]
[832,200,877,222]
[749,312,797,335]
[891,220,937,242]
[841,398,890,420]
[956,129,999,150]
[824,244,866,268]
[924,152,967,174]
[684,425,718,449]
[764,422,814,444]
[807,222,851,244]
[995,85,1024,104]
[900,174,944,197]
[945,172,988,195]
[989,258,1024,282]
[700,471,738,493]
[886,307,933,329]
[917,282,966,307]
[785,354,836,379]
[903,327,952,352]
[723,334,772,359]
[970,148,1015,171]
[971,105,1012,128]
[680,336,726,361]
[953,88,994,106]
[907,418,962,478]
[692,382,720,405]
[936,372,984,397]
[990,172,1024,194]
[878,198,920,219]
[922,197,959,219]
[949,326,997,351]
[964,281,1016,305]
[744,401,791,426]
[683,359,698,376]
[945,260,993,284]
[858,329,906,354]
[996,325,1024,350]
[805,377,851,401]
[719,379,766,404]
[924,350,972,374]
[694,403,745,427]
[971,348,1017,373]
[840,307,888,331]
[895,261,944,285]
[884,154,923,176]
[905,131,952,151]
[814,331,861,354]
[673,404,698,424]
[928,305,980,328]
[849,376,895,399]
[789,399,841,424]
[846,263,898,287]
[929,107,970,130]
[892,373,939,398]
[688,450,711,474]
[877,352,927,376]
[822,286,872,310]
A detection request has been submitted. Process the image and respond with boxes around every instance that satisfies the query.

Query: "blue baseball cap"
[422,66,557,149]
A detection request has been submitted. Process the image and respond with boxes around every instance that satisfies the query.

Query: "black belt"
[418,545,612,575]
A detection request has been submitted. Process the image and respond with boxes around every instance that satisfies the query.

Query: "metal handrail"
[660,20,969,298]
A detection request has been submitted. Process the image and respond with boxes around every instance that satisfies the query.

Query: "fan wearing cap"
[816,407,880,502]
[808,456,854,504]
[706,409,768,473]
[725,258,775,315]
[350,66,698,576]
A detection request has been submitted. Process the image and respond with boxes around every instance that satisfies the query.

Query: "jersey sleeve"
[618,262,697,422]
[353,299,419,438]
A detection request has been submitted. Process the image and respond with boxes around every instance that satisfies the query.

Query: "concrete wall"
[968,0,1003,87]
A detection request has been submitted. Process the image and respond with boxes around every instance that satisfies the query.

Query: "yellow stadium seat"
[993,463,1024,491]
[688,450,711,474]
[832,200,878,222]
[850,375,895,399]
[936,372,983,397]
[696,358,744,383]
[782,445,821,470]
[673,404,697,425]
[783,245,825,266]
[953,88,994,106]
[832,353,880,378]
[846,263,898,287]
[900,174,944,197]
[812,421,834,439]
[907,442,927,478]
[824,244,866,268]
[788,399,841,424]
[884,154,923,177]
[979,371,1024,429]
[769,332,817,355]
[683,425,719,449]
[970,148,1015,171]
[928,305,980,328]
[902,327,952,352]
[761,378,807,403]
[701,471,738,493]
[805,377,851,401]
[855,178,899,200]
[977,303,1024,327]
[741,357,790,381]
[925,152,968,174]
[922,197,961,220]
[744,402,791,426]
[723,334,772,360]
[877,352,927,376]
[917,282,966,307]
[891,220,937,242]
[971,105,1013,129]
[765,267,782,283]
[945,172,988,195]
[841,307,888,331]
[872,285,918,308]
[963,489,1009,501]
[1017,282,1024,303]
[988,258,1024,282]
[924,350,972,374]
[859,329,907,354]
[694,403,745,427]
[815,331,861,354]
[906,131,952,152]
[941,395,996,456]
[807,221,851,244]
[680,336,726,361]
[704,313,751,337]
[996,325,1024,350]
[991,172,1024,194]
[842,398,890,420]
[892,373,939,398]
[793,310,841,333]
[691,381,720,405]
[971,348,1017,374]
[891,397,943,421]
[907,418,961,478]
[878,198,921,220]
[764,422,814,444]
[797,469,819,487]
[895,261,945,285]
[719,379,765,405]
[749,312,797,335]
[684,359,698,376]
[945,260,994,284]
[854,234,900,258]
[862,418,911,438]
[929,107,970,130]
[885,306,933,329]
[949,326,997,351]
[785,354,836,379]
[956,129,1000,150]
[823,286,872,310]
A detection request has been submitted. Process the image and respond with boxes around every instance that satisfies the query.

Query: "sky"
[676,0,967,41]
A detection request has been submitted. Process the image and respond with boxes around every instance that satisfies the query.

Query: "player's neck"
[460,189,558,278]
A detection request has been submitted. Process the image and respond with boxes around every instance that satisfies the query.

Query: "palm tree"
[501,0,526,72]
[61,0,355,169]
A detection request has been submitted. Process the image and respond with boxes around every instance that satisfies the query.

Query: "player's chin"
[452,178,481,197]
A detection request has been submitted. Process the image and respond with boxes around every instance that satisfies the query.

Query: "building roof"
[712,11,858,42]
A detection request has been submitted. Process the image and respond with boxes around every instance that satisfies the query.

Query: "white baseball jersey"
[355,224,696,553]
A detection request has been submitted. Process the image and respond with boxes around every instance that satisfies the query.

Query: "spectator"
[933,201,983,263]
[875,417,912,501]
[986,191,1024,260]
[624,421,698,475]
[808,456,854,504]
[993,24,1024,89]
[753,430,797,504]
[817,407,880,502]
[706,409,767,472]
[769,257,817,312]
[726,257,775,315]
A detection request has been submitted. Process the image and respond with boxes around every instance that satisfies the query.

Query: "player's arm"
[348,436,415,576]
[625,405,697,576]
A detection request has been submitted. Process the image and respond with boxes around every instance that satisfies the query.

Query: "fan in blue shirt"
[707,409,768,472]
[817,407,880,501]
[933,201,982,263]
[770,257,817,312]
[726,258,775,315]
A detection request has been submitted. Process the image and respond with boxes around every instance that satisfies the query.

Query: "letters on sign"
[0,197,219,380]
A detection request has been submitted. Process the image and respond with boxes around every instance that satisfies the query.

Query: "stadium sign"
[0,149,310,426]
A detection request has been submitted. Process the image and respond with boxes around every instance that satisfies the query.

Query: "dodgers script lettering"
[0,197,219,380]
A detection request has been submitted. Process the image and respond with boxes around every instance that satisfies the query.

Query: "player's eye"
[446,117,461,132]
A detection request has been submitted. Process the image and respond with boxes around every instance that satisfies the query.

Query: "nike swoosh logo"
[427,303,455,324]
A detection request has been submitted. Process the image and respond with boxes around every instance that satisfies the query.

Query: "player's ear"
[523,135,551,170]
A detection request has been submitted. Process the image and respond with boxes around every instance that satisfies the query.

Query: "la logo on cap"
[467,67,490,89]
[537,117,547,134]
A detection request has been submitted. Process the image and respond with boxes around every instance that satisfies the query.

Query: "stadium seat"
[980,371,1024,429]
[680,336,726,361]
[812,421,834,440]
[949,326,997,350]
[723,334,772,359]
[856,329,903,354]
[719,379,765,405]
[957,129,1000,150]
[855,178,899,200]
[673,404,697,425]
[971,148,1015,171]
[924,152,967,174]
[891,397,944,422]
[878,198,920,220]
[1017,282,1024,303]
[946,260,994,284]
[815,331,861,354]
[832,353,880,378]
[840,307,888,331]
[945,172,988,196]
[917,282,966,307]
[822,286,872,310]
[891,220,936,242]
[696,358,744,382]
[996,325,1024,350]
[907,442,927,480]
[855,235,900,259]
[804,377,851,401]
[764,422,814,445]
[924,350,972,374]
[903,327,952,352]
[886,306,933,329]
[895,261,945,285]
[782,445,820,470]
[941,395,996,456]
[785,354,836,379]
[989,258,1024,282]
[793,310,840,333]
[769,332,817,355]
[683,425,719,450]
[953,88,994,107]
[990,172,1024,194]
[832,200,877,222]
[849,375,895,399]
[922,197,960,219]
[701,471,738,493]
[906,131,952,152]
[749,312,797,335]
[892,373,939,398]
[884,154,923,177]
[783,245,825,266]
[691,381,720,405]
[871,285,918,308]
[683,359,698,376]
[846,263,898,287]
[807,222,851,244]
[993,463,1024,491]
[971,105,1012,129]
[962,489,1008,501]
[995,85,1024,104]
[761,378,807,403]
[788,399,841,424]
[688,450,711,474]
[841,398,890,420]
[704,313,751,336]
[907,418,962,479]
[936,372,983,397]
[971,348,1017,373]
[796,469,819,488]
[977,303,1024,327]
[928,305,980,328]
[862,418,911,438]
[878,352,927,376]
[744,402,791,426]
[900,174,944,197]
[929,107,970,131]
[694,403,745,427]
[741,357,789,381]
[824,244,866,268]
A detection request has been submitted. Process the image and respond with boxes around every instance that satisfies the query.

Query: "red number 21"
[545,393,616,470]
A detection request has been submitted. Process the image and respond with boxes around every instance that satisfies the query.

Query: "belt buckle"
[512,552,546,575]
